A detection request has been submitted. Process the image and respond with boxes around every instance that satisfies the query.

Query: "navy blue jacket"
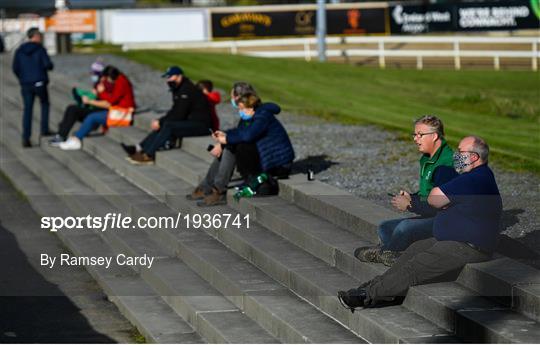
[12,42,53,85]
[226,103,295,171]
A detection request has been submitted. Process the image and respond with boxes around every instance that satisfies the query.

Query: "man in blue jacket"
[12,27,54,147]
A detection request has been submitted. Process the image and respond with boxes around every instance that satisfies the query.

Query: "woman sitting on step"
[53,65,136,150]
[188,91,295,207]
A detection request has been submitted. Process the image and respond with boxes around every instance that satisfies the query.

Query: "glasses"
[411,131,436,139]
[458,150,479,156]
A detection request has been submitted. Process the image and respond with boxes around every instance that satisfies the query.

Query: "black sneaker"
[379,250,401,267]
[337,288,367,313]
[49,134,65,147]
[354,245,382,263]
[121,143,137,156]
[22,139,32,148]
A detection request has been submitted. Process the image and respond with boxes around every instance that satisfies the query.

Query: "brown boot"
[186,186,206,201]
[128,152,154,165]
[197,187,226,207]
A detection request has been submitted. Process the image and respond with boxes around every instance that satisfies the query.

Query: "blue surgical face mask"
[239,110,251,121]
[230,98,238,109]
[91,75,99,83]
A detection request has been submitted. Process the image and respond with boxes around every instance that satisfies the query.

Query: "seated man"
[355,115,455,266]
[338,136,502,311]
[121,66,211,164]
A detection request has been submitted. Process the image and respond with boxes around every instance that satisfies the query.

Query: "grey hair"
[469,136,489,162]
[414,115,445,139]
[232,82,256,98]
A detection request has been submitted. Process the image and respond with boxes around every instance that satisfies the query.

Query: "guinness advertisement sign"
[211,7,387,39]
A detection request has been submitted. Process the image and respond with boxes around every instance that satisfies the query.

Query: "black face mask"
[167,81,177,90]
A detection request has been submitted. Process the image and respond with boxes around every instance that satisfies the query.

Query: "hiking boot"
[354,245,382,263]
[128,152,154,165]
[197,188,226,207]
[337,288,367,313]
[186,186,206,201]
[379,250,401,267]
[121,142,136,156]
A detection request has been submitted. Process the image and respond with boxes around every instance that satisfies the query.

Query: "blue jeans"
[21,83,50,140]
[377,217,434,252]
[74,110,108,140]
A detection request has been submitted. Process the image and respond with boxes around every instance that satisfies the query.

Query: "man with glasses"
[338,136,501,310]
[355,115,455,266]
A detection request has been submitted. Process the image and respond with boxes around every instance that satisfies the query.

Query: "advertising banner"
[389,4,453,34]
[211,7,387,39]
[390,0,540,34]
[46,10,97,33]
[456,0,540,31]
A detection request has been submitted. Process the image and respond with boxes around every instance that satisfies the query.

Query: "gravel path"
[52,53,539,256]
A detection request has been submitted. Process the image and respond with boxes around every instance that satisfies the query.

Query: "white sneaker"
[59,136,82,150]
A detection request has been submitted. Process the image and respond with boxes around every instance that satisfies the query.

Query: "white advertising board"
[103,8,207,44]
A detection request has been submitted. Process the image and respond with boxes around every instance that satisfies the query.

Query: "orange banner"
[46,10,96,33]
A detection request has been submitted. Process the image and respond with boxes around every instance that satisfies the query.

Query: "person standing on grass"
[12,27,54,148]
[338,136,501,311]
[354,115,456,266]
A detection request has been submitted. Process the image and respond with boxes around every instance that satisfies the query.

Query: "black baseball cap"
[162,66,184,78]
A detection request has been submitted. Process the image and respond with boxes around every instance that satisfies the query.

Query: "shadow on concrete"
[0,221,115,343]
[291,155,339,175]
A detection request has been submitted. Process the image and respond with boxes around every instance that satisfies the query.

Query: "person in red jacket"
[58,65,135,150]
[196,80,221,131]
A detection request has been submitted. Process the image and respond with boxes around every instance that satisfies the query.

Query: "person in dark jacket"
[354,115,456,267]
[338,136,501,311]
[197,93,294,206]
[121,66,211,165]
[186,82,256,206]
[12,27,54,147]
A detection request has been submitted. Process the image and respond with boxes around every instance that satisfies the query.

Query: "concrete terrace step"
[403,282,540,343]
[109,112,540,338]
[5,62,539,340]
[74,131,459,343]
[0,116,279,343]
[0,144,203,344]
[1,103,365,343]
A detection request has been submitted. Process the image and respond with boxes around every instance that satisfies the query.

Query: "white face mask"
[91,75,99,84]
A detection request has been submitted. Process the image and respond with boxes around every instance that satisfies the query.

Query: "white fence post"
[304,41,311,62]
[378,41,385,69]
[416,55,423,70]
[230,42,238,55]
[533,42,538,71]
[494,55,500,71]
[454,41,461,71]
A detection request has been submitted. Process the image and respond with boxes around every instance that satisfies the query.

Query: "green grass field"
[117,50,540,173]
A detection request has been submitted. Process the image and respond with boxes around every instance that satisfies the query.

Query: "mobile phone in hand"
[207,144,214,152]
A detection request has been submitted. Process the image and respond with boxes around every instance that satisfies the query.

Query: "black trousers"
[58,105,96,139]
[140,120,209,157]
[364,238,491,303]
[21,83,49,140]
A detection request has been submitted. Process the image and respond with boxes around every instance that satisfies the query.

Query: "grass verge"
[108,48,539,173]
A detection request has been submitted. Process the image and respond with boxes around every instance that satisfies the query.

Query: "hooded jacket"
[159,77,211,128]
[12,42,53,85]
[226,103,295,171]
